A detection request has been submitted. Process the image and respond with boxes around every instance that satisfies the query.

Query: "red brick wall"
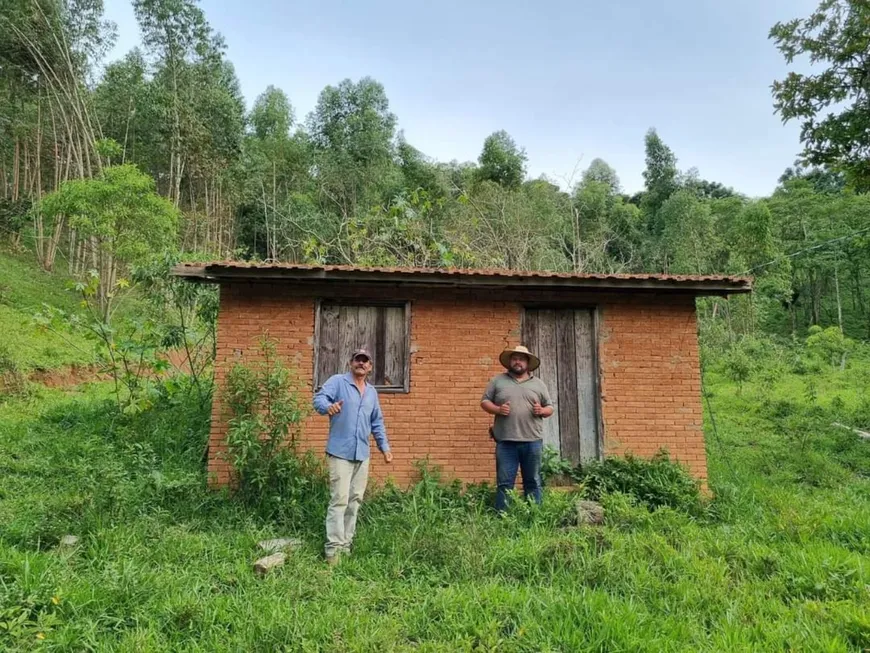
[207,283,707,487]
[597,301,707,480]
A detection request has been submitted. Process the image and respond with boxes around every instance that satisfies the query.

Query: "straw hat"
[499,345,540,372]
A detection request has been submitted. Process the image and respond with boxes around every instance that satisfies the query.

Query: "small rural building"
[174,262,751,488]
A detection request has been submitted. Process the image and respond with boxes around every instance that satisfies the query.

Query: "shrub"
[541,445,576,485]
[723,347,753,393]
[805,325,856,369]
[223,337,327,524]
[852,397,870,430]
[576,450,704,515]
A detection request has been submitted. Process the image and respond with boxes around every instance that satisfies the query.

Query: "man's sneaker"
[325,552,340,567]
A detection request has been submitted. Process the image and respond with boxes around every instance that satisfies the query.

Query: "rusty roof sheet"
[173,261,751,294]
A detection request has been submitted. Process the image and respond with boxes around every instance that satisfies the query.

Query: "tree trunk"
[808,269,821,326]
[12,137,20,202]
[850,258,866,338]
[33,211,45,268]
[35,90,43,199]
[22,139,31,198]
[44,213,65,272]
[834,263,843,332]
[68,229,75,274]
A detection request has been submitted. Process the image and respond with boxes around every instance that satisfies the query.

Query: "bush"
[723,347,753,393]
[223,337,327,525]
[805,325,856,369]
[576,451,704,515]
[541,445,576,485]
[852,398,870,430]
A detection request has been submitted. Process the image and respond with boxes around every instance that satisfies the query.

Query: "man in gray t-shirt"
[481,345,554,511]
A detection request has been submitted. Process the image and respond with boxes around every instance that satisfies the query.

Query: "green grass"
[1,351,869,650]
[0,247,157,375]
[0,249,94,372]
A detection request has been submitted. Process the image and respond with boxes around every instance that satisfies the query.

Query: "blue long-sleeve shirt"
[313,373,390,461]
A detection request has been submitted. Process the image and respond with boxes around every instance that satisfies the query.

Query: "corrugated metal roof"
[173,261,752,294]
[174,261,751,288]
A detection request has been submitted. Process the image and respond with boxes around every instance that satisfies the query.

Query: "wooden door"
[522,308,600,464]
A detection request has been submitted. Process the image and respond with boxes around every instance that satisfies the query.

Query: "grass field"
[1,341,868,651]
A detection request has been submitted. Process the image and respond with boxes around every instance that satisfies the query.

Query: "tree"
[770,0,870,189]
[249,85,293,140]
[566,163,642,273]
[765,178,870,336]
[39,162,179,319]
[684,173,737,200]
[778,161,845,194]
[133,0,210,205]
[129,0,244,255]
[306,77,398,224]
[448,180,563,270]
[476,130,526,189]
[238,85,314,260]
[641,128,679,229]
[1,0,116,205]
[658,190,716,274]
[396,133,449,199]
[581,158,621,194]
[93,49,152,166]
[246,85,296,258]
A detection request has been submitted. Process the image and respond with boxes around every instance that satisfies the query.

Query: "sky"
[102,0,818,198]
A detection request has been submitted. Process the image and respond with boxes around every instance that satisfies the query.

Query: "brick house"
[174,263,750,488]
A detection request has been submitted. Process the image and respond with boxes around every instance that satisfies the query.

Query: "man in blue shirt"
[313,348,392,564]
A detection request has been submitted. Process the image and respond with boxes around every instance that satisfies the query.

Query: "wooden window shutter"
[315,302,409,392]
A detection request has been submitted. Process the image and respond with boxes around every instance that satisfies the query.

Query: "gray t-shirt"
[482,373,552,442]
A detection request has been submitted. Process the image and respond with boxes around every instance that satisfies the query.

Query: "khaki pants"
[325,455,370,557]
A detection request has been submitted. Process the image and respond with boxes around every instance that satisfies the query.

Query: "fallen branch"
[832,422,870,440]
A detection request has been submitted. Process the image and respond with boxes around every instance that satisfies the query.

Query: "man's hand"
[327,399,344,416]
[499,401,511,416]
[383,450,393,463]
[533,401,545,417]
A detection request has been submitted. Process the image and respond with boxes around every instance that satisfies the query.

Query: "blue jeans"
[495,440,543,511]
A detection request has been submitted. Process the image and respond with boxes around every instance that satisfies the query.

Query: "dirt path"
[24,350,191,389]
[28,364,109,387]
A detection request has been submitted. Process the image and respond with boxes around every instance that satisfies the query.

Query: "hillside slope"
[0,249,94,373]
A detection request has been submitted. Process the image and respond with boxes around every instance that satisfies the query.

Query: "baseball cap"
[351,348,372,361]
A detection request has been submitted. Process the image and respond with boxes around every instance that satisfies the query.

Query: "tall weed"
[223,337,328,526]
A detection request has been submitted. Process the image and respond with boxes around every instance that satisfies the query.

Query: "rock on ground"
[575,500,605,525]
[253,552,287,575]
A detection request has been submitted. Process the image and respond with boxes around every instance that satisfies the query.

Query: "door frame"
[520,303,605,462]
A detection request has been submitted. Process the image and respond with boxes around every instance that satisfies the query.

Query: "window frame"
[313,298,412,393]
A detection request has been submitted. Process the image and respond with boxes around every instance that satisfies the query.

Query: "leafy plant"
[35,274,169,415]
[37,161,179,319]
[0,592,62,649]
[540,447,704,515]
[723,347,753,394]
[541,446,576,485]
[806,325,856,370]
[133,253,219,408]
[577,451,704,515]
[223,337,326,522]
